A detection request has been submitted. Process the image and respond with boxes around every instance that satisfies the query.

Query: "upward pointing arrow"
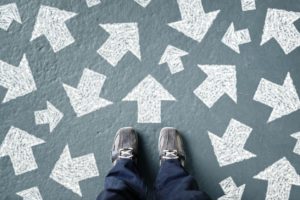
[134,0,151,7]
[253,72,300,122]
[168,0,220,43]
[17,187,43,200]
[31,5,77,53]
[122,75,176,123]
[254,157,300,200]
[0,126,45,175]
[97,23,141,67]
[218,177,245,200]
[0,54,37,103]
[50,145,99,197]
[0,3,22,31]
[261,8,300,54]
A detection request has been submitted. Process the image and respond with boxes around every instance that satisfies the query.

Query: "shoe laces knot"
[119,147,134,159]
[162,149,179,160]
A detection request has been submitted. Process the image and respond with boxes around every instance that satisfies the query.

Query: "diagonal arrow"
[0,54,37,103]
[218,177,245,200]
[253,72,300,122]
[134,0,151,7]
[291,132,300,156]
[0,3,22,31]
[50,145,99,197]
[193,65,237,108]
[261,8,300,54]
[241,0,256,11]
[168,0,220,43]
[97,23,141,67]
[63,68,112,117]
[34,101,64,133]
[159,45,188,74]
[0,126,45,175]
[31,5,77,53]
[254,157,300,200]
[222,23,251,54]
[86,0,101,7]
[17,187,43,200]
[122,75,176,123]
[208,119,256,167]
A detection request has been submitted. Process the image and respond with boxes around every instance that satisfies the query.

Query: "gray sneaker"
[111,127,138,166]
[158,127,186,166]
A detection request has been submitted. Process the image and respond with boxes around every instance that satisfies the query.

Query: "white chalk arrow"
[50,145,99,197]
[31,5,77,53]
[97,23,141,67]
[253,72,300,122]
[63,68,112,117]
[254,157,300,200]
[261,8,300,54]
[17,187,43,200]
[122,75,176,123]
[222,23,251,54]
[218,177,245,200]
[159,45,188,74]
[134,0,151,7]
[0,3,22,31]
[291,132,300,156]
[241,0,256,11]
[34,101,63,133]
[86,0,101,7]
[0,126,45,175]
[208,119,256,167]
[168,0,220,43]
[193,65,237,108]
[0,54,37,103]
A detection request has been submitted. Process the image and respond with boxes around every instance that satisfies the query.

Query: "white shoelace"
[162,149,179,160]
[119,147,134,159]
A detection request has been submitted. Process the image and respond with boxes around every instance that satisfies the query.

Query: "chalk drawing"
[218,177,245,200]
[17,187,43,200]
[241,0,256,11]
[0,3,21,30]
[86,0,101,7]
[291,132,300,156]
[134,0,151,7]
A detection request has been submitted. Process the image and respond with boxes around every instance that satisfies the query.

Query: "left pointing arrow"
[0,54,37,103]
[17,187,43,200]
[0,3,22,31]
[0,126,45,175]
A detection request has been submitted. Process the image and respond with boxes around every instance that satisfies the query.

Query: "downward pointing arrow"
[0,3,22,31]
[17,187,43,200]
[218,177,245,200]
[208,119,256,167]
[50,145,99,197]
[254,157,300,200]
[0,54,37,103]
[31,5,77,52]
[253,72,300,122]
[97,23,141,66]
[168,0,220,43]
[0,126,45,175]
[122,75,176,123]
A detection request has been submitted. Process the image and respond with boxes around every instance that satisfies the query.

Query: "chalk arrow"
[97,23,141,66]
[134,0,151,7]
[254,157,300,200]
[17,187,43,200]
[86,0,101,7]
[168,0,220,43]
[222,23,251,54]
[0,54,37,103]
[31,5,77,53]
[0,126,45,175]
[291,132,300,156]
[241,0,256,11]
[0,3,22,31]
[63,68,112,117]
[208,119,256,167]
[50,145,99,197]
[261,8,300,54]
[218,177,245,200]
[193,65,237,108]
[253,72,300,122]
[159,45,188,74]
[122,75,176,123]
[34,101,63,133]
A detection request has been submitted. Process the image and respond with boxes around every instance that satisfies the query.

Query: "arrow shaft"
[11,149,38,175]
[265,182,291,200]
[177,0,204,19]
[98,39,128,66]
[168,58,184,74]
[137,101,161,123]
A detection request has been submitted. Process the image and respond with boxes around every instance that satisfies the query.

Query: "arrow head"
[159,45,188,64]
[0,3,22,31]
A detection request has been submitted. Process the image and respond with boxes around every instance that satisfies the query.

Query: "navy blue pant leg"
[154,159,211,200]
[97,159,147,200]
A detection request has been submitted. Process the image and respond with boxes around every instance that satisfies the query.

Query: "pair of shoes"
[111,127,186,166]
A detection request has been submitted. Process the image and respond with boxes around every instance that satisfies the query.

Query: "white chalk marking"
[254,157,300,200]
[86,0,101,7]
[134,0,151,7]
[159,45,188,74]
[241,0,256,11]
[208,119,256,167]
[0,126,45,175]
[194,65,237,108]
[291,132,300,156]
[122,75,176,123]
[34,101,63,133]
[50,145,99,197]
[0,54,37,103]
[17,187,43,200]
[97,23,141,67]
[222,23,251,54]
[63,68,112,117]
[0,3,22,30]
[168,0,220,43]
[31,5,77,53]
[261,8,300,54]
[218,177,245,200]
[253,72,300,122]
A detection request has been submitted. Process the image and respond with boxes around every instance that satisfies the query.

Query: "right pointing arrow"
[0,3,22,31]
[17,187,43,200]
[218,177,245,200]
